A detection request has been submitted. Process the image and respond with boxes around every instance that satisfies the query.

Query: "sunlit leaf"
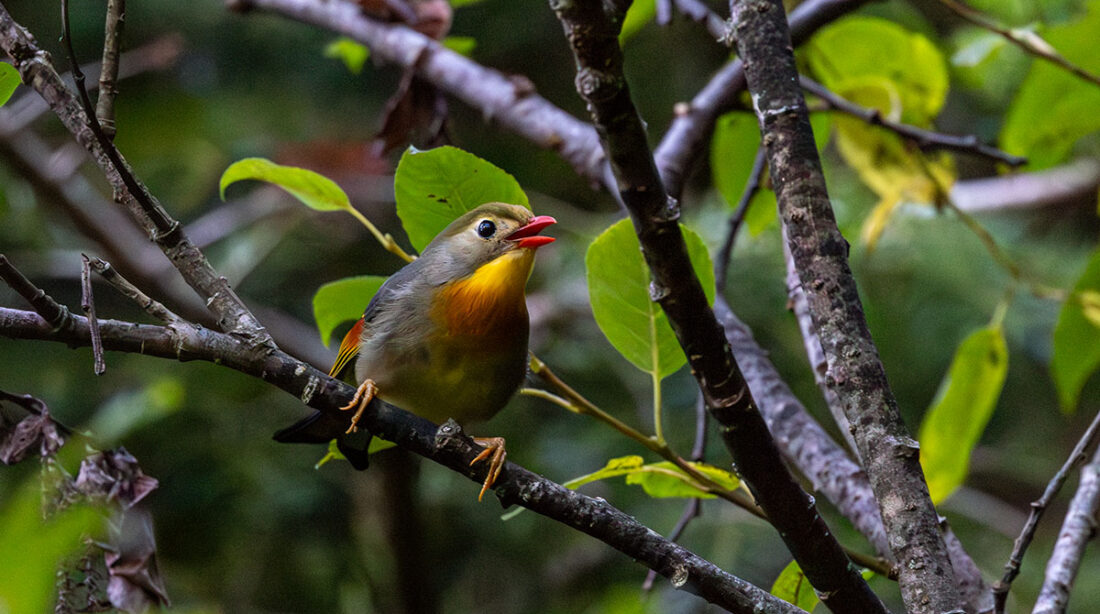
[324,37,370,74]
[219,158,352,212]
[620,0,656,43]
[1002,0,1100,169]
[0,63,19,107]
[563,456,739,499]
[312,275,387,347]
[919,325,1008,503]
[316,437,396,468]
[586,219,715,379]
[771,560,820,611]
[0,482,101,614]
[807,16,948,125]
[443,36,477,56]
[1052,248,1100,412]
[394,146,529,252]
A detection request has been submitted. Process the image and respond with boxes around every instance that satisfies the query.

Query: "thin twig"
[88,257,183,325]
[1031,446,1100,614]
[993,408,1100,613]
[80,254,106,375]
[0,253,71,329]
[937,0,1100,90]
[800,75,1027,167]
[715,145,767,292]
[96,0,125,139]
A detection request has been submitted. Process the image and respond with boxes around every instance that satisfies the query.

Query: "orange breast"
[432,249,535,341]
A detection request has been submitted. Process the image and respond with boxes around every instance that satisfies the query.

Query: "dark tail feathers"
[274,410,373,471]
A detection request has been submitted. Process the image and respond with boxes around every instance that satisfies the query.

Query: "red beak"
[506,215,556,249]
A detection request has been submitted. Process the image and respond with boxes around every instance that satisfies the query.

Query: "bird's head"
[422,203,556,281]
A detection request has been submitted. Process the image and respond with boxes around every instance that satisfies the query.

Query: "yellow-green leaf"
[219,158,353,213]
[771,560,820,611]
[586,219,716,379]
[324,37,370,74]
[920,325,1008,503]
[313,275,387,347]
[563,455,646,489]
[0,62,19,107]
[620,0,656,43]
[1052,247,1100,412]
[316,437,396,468]
[443,36,477,56]
[563,456,738,499]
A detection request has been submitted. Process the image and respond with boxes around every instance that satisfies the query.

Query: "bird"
[275,202,556,500]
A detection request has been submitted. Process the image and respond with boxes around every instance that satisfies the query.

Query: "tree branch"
[226,0,610,189]
[95,0,125,139]
[0,7,271,344]
[0,305,805,614]
[800,75,1027,167]
[728,1,962,612]
[994,409,1100,613]
[549,1,884,611]
[653,0,871,200]
[1031,447,1100,614]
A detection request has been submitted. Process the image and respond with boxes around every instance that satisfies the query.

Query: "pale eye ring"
[476,219,496,238]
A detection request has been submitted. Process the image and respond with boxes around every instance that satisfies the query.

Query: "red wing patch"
[330,317,364,379]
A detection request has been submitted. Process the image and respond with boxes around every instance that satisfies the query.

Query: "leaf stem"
[652,370,665,445]
[345,206,416,263]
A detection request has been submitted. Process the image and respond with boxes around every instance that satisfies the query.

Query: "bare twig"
[1031,447,1100,614]
[715,145,767,292]
[0,7,271,343]
[729,0,962,610]
[937,0,1100,90]
[88,257,183,325]
[994,409,1100,613]
[800,75,1027,167]
[0,305,804,614]
[951,158,1100,212]
[96,0,125,139]
[80,254,106,375]
[0,254,72,330]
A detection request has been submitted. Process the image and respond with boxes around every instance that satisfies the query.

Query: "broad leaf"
[0,62,19,107]
[313,275,387,347]
[317,437,396,468]
[919,325,1008,503]
[220,158,352,212]
[1002,0,1100,169]
[771,560,820,611]
[1052,247,1100,412]
[443,36,477,56]
[324,37,370,74]
[563,455,646,489]
[586,219,715,379]
[394,146,529,252]
[710,112,777,237]
[620,0,656,42]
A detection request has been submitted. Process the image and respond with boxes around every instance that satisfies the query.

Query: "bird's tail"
[273,410,373,470]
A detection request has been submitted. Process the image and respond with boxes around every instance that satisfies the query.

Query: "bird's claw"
[340,379,377,435]
[470,436,506,502]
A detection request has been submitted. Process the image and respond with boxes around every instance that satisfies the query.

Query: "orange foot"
[470,436,506,502]
[340,379,377,435]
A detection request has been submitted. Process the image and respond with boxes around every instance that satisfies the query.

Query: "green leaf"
[710,112,777,237]
[1001,1,1100,169]
[586,219,715,379]
[316,437,396,468]
[771,560,820,611]
[450,0,486,7]
[563,456,739,499]
[394,146,529,252]
[313,275,387,347]
[620,0,656,43]
[0,482,102,614]
[0,62,19,107]
[443,36,477,57]
[1052,247,1100,412]
[807,16,948,125]
[324,37,370,74]
[86,377,186,443]
[919,324,1008,503]
[220,158,353,213]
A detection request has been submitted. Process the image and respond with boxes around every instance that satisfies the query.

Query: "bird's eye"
[476,219,496,238]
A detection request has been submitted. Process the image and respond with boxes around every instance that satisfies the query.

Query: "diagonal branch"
[728,0,962,611]
[799,75,1027,167]
[0,305,805,614]
[548,1,885,612]
[0,6,271,344]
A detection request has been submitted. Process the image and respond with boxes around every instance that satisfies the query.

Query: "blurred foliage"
[0,0,1099,613]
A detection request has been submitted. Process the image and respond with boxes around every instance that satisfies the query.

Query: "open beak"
[506,215,556,249]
